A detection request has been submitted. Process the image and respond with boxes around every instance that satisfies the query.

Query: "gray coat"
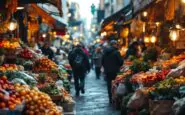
[93,52,103,67]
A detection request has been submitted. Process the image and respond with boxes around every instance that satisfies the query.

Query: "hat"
[110,40,117,46]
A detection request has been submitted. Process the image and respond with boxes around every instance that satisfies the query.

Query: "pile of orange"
[33,58,58,73]
[15,84,62,115]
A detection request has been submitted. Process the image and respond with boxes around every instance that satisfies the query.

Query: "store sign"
[176,30,185,49]
[133,0,154,13]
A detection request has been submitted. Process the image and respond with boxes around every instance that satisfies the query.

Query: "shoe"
[81,89,85,94]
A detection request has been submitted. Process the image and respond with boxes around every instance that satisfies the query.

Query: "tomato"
[0,102,6,109]
[0,76,7,82]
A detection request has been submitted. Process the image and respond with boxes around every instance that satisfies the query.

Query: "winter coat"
[68,47,90,75]
[102,46,123,75]
[93,52,103,67]
[41,47,54,60]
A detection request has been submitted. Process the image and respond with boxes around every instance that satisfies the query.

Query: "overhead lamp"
[144,36,150,43]
[175,24,182,29]
[142,11,148,17]
[156,22,161,27]
[150,35,157,43]
[182,0,185,3]
[8,18,18,31]
[17,7,24,10]
[169,30,179,42]
[42,33,47,38]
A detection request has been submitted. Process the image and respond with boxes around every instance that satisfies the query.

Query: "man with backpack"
[102,40,123,103]
[68,44,90,96]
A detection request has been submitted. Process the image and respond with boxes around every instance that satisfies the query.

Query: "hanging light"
[42,33,47,38]
[144,35,150,43]
[175,24,182,29]
[8,18,18,31]
[169,30,179,41]
[142,11,148,17]
[156,22,161,27]
[17,7,24,10]
[150,35,157,43]
[182,0,185,3]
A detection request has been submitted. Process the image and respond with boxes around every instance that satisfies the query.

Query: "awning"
[18,0,63,16]
[101,3,133,28]
[29,4,66,32]
[29,4,56,27]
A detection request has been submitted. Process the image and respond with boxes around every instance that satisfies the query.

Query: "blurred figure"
[140,42,147,52]
[89,45,95,69]
[125,41,139,59]
[81,44,90,57]
[93,47,103,79]
[102,40,123,103]
[68,44,90,96]
[41,42,54,60]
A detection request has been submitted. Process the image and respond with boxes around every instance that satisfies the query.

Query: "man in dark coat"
[102,40,123,103]
[68,45,90,96]
[41,42,54,60]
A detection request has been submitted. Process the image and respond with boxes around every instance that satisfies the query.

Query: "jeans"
[106,73,117,102]
[74,73,85,93]
[95,67,101,79]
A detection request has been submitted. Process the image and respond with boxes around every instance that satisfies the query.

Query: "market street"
[72,70,120,115]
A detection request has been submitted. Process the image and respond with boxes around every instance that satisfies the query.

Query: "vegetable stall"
[112,52,185,115]
[0,38,74,115]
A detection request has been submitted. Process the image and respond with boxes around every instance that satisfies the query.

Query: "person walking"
[102,40,123,103]
[68,44,90,96]
[93,47,103,79]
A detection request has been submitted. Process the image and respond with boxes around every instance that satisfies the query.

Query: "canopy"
[18,0,63,16]
[101,3,133,29]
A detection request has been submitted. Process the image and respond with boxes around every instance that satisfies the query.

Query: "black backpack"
[73,53,84,68]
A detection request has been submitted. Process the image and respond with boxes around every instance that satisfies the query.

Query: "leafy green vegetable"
[129,60,151,74]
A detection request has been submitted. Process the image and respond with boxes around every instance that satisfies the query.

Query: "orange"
[9,104,16,111]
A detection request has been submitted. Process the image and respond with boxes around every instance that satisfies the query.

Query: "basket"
[149,100,174,115]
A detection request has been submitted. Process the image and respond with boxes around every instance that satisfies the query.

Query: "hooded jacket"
[102,46,123,74]
[68,47,90,75]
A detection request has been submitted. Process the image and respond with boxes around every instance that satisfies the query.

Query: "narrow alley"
[72,71,120,115]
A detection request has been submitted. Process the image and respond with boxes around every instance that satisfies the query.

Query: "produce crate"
[149,100,174,115]
[0,103,24,115]
[50,95,64,101]
[63,102,75,113]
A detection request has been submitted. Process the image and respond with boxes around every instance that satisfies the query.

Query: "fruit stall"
[112,52,185,115]
[0,38,74,115]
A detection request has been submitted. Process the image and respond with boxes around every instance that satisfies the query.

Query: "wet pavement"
[71,70,120,115]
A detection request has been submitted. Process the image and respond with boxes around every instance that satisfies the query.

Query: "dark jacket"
[68,47,90,75]
[41,47,54,60]
[102,46,123,74]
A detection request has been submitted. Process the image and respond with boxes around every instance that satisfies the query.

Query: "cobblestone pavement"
[71,70,120,115]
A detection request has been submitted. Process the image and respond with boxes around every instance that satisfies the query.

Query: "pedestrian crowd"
[37,40,154,104]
